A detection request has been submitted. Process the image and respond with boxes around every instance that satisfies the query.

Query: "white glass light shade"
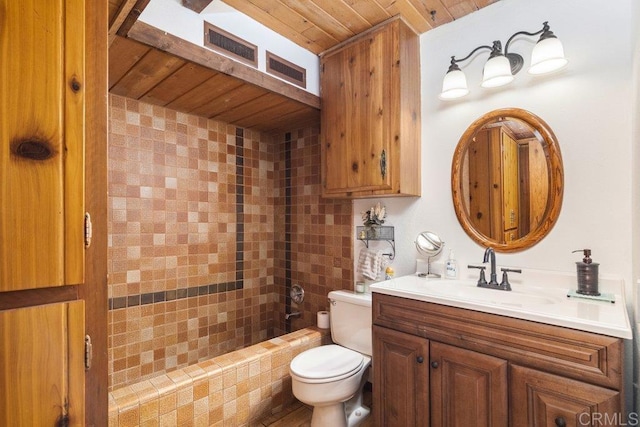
[439,68,469,100]
[528,37,568,75]
[481,55,514,88]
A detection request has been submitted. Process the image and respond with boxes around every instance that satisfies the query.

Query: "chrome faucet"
[483,247,499,287]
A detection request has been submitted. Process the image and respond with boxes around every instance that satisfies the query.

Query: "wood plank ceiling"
[108,0,497,134]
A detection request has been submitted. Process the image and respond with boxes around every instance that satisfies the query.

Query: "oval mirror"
[451,108,563,252]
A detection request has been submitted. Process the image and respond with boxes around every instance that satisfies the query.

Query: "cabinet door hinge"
[84,212,92,248]
[85,335,93,370]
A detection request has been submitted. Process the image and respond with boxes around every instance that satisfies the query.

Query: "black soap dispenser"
[572,249,600,296]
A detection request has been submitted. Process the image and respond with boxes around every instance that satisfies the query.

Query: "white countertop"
[369,270,632,339]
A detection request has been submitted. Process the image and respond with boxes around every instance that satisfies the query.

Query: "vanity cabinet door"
[373,325,429,426]
[510,365,620,427]
[430,341,508,427]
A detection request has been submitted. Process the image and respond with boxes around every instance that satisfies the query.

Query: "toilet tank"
[328,290,372,356]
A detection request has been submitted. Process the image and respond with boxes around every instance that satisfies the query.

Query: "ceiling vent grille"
[204,22,257,67]
[266,51,307,89]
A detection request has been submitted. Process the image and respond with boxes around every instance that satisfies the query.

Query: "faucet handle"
[499,268,521,291]
[468,265,487,286]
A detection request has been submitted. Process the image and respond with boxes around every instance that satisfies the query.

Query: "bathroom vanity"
[370,273,631,426]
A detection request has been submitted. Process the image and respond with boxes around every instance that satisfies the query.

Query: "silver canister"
[576,262,599,296]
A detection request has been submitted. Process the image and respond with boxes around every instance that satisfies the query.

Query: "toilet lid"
[290,344,364,380]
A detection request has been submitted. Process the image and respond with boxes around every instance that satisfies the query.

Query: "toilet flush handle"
[328,298,336,306]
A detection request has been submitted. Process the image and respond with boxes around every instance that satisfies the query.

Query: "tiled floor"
[255,385,374,427]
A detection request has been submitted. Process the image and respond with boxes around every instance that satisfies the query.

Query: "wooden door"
[510,365,620,427]
[501,131,519,236]
[321,22,394,194]
[0,302,85,425]
[466,129,493,238]
[430,341,508,427]
[0,0,107,424]
[0,0,85,291]
[373,325,429,426]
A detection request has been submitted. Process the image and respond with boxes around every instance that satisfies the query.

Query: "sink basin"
[393,278,561,307]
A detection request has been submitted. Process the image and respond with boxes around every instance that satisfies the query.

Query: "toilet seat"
[290,344,365,384]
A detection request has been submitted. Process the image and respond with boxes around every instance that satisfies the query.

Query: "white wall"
[355,0,634,298]
[353,0,636,410]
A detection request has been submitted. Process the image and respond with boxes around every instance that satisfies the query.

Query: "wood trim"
[127,21,321,109]
[373,293,623,390]
[64,0,86,287]
[116,0,150,39]
[319,15,404,57]
[82,0,109,424]
[0,286,79,311]
[108,0,138,46]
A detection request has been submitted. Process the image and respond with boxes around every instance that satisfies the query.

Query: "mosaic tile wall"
[108,94,353,390]
[272,129,354,334]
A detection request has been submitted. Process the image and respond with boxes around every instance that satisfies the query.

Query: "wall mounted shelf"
[357,226,395,260]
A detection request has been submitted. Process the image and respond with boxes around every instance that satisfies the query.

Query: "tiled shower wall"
[108,94,353,390]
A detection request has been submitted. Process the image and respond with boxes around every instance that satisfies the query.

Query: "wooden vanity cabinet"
[372,293,624,427]
[320,17,421,198]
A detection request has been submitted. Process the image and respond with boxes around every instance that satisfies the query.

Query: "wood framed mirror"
[451,108,563,252]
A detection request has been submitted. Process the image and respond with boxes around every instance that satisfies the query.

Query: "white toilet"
[289,290,372,427]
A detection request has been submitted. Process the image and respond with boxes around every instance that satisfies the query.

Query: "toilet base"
[309,372,371,427]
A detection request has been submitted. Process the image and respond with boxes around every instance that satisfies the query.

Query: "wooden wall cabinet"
[372,293,624,426]
[0,0,107,424]
[320,17,421,198]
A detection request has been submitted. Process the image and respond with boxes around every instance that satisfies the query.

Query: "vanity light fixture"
[439,22,568,100]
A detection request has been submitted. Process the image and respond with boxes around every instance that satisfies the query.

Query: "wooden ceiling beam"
[109,0,150,46]
[181,0,214,14]
[108,0,138,46]
[127,20,320,109]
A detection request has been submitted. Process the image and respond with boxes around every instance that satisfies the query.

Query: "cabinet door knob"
[430,361,438,369]
[416,356,424,363]
[554,416,566,427]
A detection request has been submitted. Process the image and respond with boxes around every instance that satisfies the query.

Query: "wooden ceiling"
[108,0,497,134]
[219,0,498,55]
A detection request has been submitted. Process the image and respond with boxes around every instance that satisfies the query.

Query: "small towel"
[358,248,384,280]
